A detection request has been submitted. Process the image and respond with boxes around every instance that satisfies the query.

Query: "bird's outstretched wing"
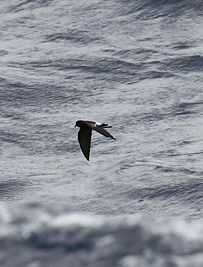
[78,127,92,161]
[84,121,116,140]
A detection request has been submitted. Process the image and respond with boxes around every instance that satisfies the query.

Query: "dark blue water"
[0,0,203,266]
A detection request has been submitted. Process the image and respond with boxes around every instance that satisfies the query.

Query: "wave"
[164,55,203,73]
[0,202,202,267]
[115,0,203,18]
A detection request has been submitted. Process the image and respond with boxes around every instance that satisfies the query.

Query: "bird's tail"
[101,123,112,128]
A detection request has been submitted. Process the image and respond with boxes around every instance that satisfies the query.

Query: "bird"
[75,120,115,161]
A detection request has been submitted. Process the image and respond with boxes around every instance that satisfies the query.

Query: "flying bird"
[75,120,115,161]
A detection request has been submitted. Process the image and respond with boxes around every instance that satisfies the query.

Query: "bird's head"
[75,120,83,127]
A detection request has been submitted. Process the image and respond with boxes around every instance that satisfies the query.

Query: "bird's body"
[75,120,115,161]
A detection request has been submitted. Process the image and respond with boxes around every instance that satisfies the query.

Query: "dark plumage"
[75,120,115,161]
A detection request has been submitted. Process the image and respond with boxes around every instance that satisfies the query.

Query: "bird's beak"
[74,124,77,127]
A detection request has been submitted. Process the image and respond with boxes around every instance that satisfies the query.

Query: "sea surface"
[0,0,203,266]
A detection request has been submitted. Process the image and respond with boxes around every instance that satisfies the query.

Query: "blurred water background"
[0,0,203,266]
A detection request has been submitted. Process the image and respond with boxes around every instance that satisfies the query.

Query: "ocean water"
[0,0,203,266]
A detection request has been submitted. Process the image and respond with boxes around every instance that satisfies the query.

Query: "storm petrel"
[75,120,116,161]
